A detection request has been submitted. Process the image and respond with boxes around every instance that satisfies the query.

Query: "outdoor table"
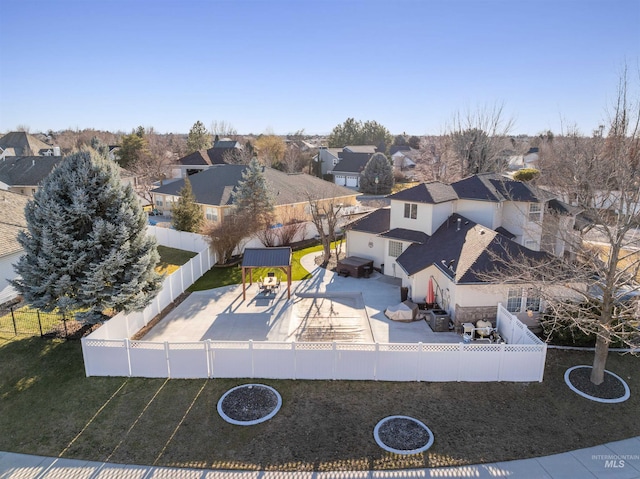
[262,276,279,291]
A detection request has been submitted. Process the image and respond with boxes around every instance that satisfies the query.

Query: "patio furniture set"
[259,272,281,295]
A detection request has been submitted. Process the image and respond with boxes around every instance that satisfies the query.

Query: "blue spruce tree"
[13,150,162,324]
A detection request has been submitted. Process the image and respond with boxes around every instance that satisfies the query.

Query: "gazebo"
[241,247,293,300]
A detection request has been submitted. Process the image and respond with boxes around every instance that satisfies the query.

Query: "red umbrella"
[427,277,435,305]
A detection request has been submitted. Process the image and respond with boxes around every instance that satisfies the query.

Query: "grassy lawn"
[0,333,638,471]
[188,243,328,291]
[156,245,197,276]
[0,307,65,336]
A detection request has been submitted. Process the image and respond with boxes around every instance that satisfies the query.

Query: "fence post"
[37,310,43,337]
[374,342,379,381]
[417,342,423,382]
[249,340,254,378]
[206,340,212,378]
[165,341,171,378]
[332,341,337,380]
[497,342,506,381]
[10,306,17,336]
[125,338,132,377]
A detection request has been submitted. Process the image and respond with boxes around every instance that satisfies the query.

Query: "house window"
[526,288,541,312]
[388,240,403,258]
[507,288,522,313]
[404,203,417,219]
[528,203,541,222]
[206,207,218,221]
[156,196,163,207]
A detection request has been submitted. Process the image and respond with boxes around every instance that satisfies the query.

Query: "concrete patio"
[142,253,462,344]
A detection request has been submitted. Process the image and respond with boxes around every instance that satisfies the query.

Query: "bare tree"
[276,216,307,246]
[223,145,255,165]
[130,131,175,206]
[203,211,254,265]
[210,120,238,140]
[443,103,515,178]
[486,71,640,385]
[414,136,458,183]
[281,144,312,173]
[307,194,344,267]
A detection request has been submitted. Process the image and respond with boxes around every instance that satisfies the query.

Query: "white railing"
[496,303,545,345]
[81,338,546,382]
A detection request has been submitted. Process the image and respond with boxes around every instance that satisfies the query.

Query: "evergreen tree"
[360,152,394,195]
[171,177,204,232]
[187,120,212,153]
[12,151,162,324]
[118,130,149,168]
[232,157,274,230]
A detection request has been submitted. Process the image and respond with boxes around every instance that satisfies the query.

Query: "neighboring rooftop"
[0,156,63,188]
[152,165,359,207]
[332,151,373,173]
[343,145,377,154]
[0,131,54,156]
[0,190,29,257]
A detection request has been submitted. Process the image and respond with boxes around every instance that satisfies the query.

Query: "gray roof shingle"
[396,213,551,282]
[332,151,373,174]
[0,190,29,257]
[388,182,458,204]
[346,208,390,234]
[451,173,552,203]
[380,228,429,244]
[0,156,63,187]
[0,132,53,156]
[152,165,358,206]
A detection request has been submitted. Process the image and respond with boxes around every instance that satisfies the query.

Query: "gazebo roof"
[242,247,292,268]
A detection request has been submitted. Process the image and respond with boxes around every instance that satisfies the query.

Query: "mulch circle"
[374,416,434,455]
[564,365,630,403]
[217,384,282,426]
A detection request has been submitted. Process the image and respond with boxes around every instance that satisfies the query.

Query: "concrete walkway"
[2,254,639,478]
[1,436,639,478]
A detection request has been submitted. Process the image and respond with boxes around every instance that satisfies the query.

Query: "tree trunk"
[322,241,331,267]
[590,329,610,385]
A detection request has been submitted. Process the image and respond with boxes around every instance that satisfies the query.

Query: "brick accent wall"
[453,304,497,331]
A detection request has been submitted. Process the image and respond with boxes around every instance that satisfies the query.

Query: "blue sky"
[0,0,638,136]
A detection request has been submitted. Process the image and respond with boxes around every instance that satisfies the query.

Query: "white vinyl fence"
[83,255,547,385]
[85,227,215,340]
[81,338,546,382]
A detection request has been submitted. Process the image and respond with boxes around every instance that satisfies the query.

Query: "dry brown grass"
[0,336,638,472]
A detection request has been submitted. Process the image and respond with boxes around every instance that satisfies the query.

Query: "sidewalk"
[1,436,639,478]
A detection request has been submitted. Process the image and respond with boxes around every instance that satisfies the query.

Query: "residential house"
[152,164,360,226]
[507,147,540,171]
[0,190,29,304]
[0,156,64,196]
[327,146,378,189]
[0,131,60,159]
[345,173,579,327]
[390,148,419,173]
[173,139,243,178]
[314,145,377,179]
[314,147,342,177]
